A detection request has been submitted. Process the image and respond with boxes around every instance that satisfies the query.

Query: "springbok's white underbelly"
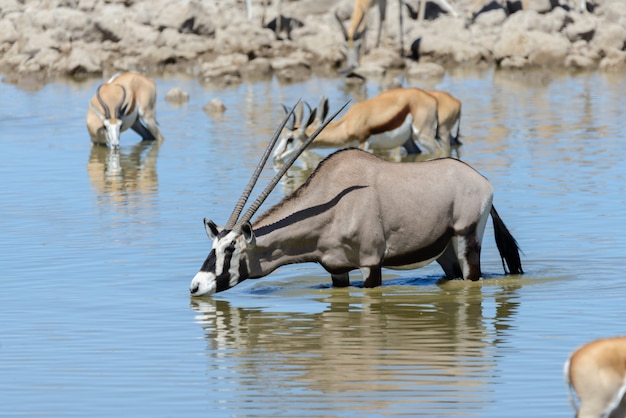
[365,114,413,150]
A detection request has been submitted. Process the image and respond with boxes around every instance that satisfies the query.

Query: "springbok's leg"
[361,266,382,288]
[138,113,164,142]
[376,0,387,47]
[402,138,422,154]
[331,273,350,287]
[132,120,156,141]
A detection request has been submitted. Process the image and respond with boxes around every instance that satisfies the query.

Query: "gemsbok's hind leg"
[457,236,482,281]
[451,202,491,281]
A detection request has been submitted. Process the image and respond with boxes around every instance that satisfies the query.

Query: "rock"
[271,56,311,83]
[165,87,190,103]
[200,53,247,81]
[406,62,446,80]
[563,14,596,42]
[590,23,626,55]
[151,1,215,36]
[599,49,626,72]
[564,39,600,69]
[0,0,624,83]
[521,0,554,13]
[494,30,570,67]
[204,98,226,114]
[473,8,508,27]
[64,43,103,75]
[239,58,273,80]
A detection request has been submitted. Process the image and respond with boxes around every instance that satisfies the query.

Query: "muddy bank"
[0,0,624,88]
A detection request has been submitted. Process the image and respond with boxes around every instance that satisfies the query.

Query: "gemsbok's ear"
[241,221,256,246]
[204,218,222,240]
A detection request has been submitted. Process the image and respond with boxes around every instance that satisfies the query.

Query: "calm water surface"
[1,69,625,417]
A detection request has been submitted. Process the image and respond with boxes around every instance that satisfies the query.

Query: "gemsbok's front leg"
[331,272,350,287]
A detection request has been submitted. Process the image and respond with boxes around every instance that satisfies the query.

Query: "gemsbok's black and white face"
[189,219,254,296]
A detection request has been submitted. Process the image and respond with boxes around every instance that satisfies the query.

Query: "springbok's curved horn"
[281,104,296,131]
[334,11,349,40]
[96,85,111,119]
[224,100,301,230]
[318,96,329,123]
[114,85,127,119]
[234,100,351,230]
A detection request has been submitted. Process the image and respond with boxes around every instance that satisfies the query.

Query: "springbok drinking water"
[565,336,626,418]
[190,102,523,296]
[87,72,164,148]
[272,88,445,162]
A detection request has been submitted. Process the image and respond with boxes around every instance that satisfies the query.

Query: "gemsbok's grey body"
[190,106,523,296]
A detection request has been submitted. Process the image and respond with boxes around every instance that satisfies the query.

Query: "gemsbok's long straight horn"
[224,100,302,230]
[234,100,350,230]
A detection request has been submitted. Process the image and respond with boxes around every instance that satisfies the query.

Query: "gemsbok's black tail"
[490,206,524,275]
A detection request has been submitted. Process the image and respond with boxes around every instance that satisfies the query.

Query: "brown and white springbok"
[87,72,164,149]
[272,87,445,162]
[565,336,626,418]
[190,103,523,296]
[336,0,405,71]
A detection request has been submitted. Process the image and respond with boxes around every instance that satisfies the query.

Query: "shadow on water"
[190,280,522,415]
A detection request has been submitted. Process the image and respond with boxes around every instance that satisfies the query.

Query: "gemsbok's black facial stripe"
[200,249,216,273]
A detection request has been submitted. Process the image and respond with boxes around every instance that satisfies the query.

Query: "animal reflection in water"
[190,282,521,407]
[190,103,523,296]
[87,140,160,206]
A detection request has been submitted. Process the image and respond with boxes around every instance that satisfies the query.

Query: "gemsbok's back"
[190,102,523,296]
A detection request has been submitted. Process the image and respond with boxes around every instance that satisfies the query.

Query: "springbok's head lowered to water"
[335,11,366,71]
[190,100,348,296]
[273,98,325,162]
[90,84,128,148]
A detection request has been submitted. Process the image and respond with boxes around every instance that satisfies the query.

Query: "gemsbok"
[190,103,523,296]
[565,336,626,418]
[272,87,445,162]
[87,72,164,149]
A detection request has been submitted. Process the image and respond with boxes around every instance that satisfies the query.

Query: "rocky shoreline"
[0,0,625,88]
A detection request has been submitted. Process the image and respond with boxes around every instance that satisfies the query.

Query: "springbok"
[190,104,523,296]
[87,72,163,149]
[272,87,445,162]
[565,336,626,418]
[336,0,405,71]
[425,89,462,147]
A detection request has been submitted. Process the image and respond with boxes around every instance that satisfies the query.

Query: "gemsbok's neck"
[247,214,324,278]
